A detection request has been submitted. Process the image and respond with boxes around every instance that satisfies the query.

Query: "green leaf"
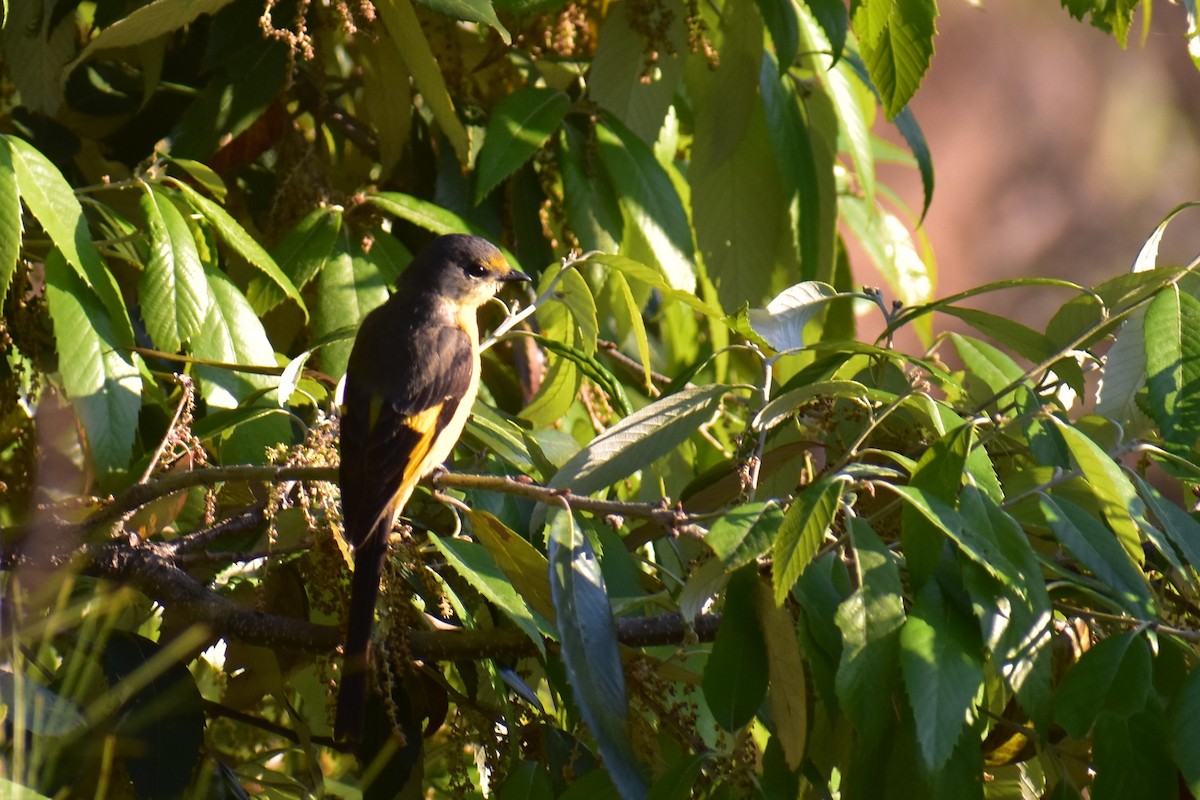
[547,509,647,797]
[1095,307,1146,423]
[756,0,800,71]
[1092,711,1175,800]
[164,157,227,201]
[1037,495,1155,618]
[69,0,237,66]
[595,119,696,293]
[588,2,686,144]
[949,332,1025,407]
[705,501,785,570]
[855,0,938,118]
[1053,632,1150,738]
[748,281,840,351]
[773,472,843,605]
[1144,285,1200,454]
[559,125,624,254]
[1171,666,1200,793]
[247,206,343,314]
[315,235,389,380]
[369,194,525,275]
[839,197,932,308]
[168,179,306,319]
[1132,200,1200,274]
[191,265,283,409]
[545,384,727,498]
[43,250,142,477]
[901,423,971,590]
[138,186,209,352]
[589,253,725,320]
[374,0,472,165]
[412,0,511,43]
[703,565,769,731]
[5,135,131,337]
[432,534,548,653]
[645,754,708,800]
[498,761,554,800]
[1050,416,1146,565]
[0,142,20,307]
[835,518,906,744]
[826,61,875,202]
[1133,472,1200,574]
[899,581,984,773]
[606,270,653,391]
[475,88,570,204]
[467,510,556,624]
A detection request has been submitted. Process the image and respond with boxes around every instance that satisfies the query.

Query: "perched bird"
[334,234,530,741]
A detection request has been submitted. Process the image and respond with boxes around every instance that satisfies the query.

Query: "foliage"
[3,0,1200,798]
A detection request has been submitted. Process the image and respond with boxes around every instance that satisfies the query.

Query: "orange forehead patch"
[486,253,510,272]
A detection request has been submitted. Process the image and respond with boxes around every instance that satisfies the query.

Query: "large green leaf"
[559,125,623,254]
[475,88,570,204]
[855,0,938,118]
[705,501,785,570]
[412,0,510,42]
[1036,495,1155,618]
[545,384,727,498]
[191,265,282,409]
[5,135,131,337]
[1053,632,1150,738]
[1144,285,1200,454]
[703,565,769,731]
[753,580,808,769]
[1171,665,1200,793]
[547,509,647,798]
[0,142,20,307]
[467,510,555,623]
[247,206,343,314]
[595,119,696,293]
[1050,417,1146,565]
[1133,472,1200,574]
[835,518,906,744]
[138,185,209,352]
[1091,711,1175,800]
[431,534,548,653]
[773,471,843,605]
[314,235,389,380]
[169,180,306,319]
[43,250,142,478]
[899,581,984,772]
[900,423,971,590]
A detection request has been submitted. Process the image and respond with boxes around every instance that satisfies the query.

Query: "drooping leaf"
[169,179,306,318]
[854,0,938,118]
[703,565,769,731]
[804,0,849,62]
[0,142,21,307]
[5,135,131,336]
[748,281,840,352]
[548,509,647,798]
[1133,472,1200,575]
[1053,632,1150,738]
[595,118,696,293]
[773,471,843,605]
[835,518,906,744]
[498,761,555,800]
[475,88,570,204]
[1144,284,1200,454]
[43,250,142,477]
[899,581,984,773]
[467,510,556,623]
[752,579,808,770]
[138,185,209,352]
[432,534,548,652]
[755,0,800,71]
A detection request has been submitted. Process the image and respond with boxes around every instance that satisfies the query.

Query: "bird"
[334,233,530,741]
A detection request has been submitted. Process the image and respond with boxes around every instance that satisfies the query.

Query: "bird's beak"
[499,269,532,283]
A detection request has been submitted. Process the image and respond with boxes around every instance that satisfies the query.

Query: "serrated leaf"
[247,206,343,314]
[168,179,306,319]
[703,566,769,731]
[1037,495,1155,618]
[475,88,570,204]
[545,384,726,498]
[1145,285,1200,454]
[467,510,556,624]
[138,186,209,352]
[899,581,984,772]
[773,472,843,605]
[1096,307,1147,422]
[375,0,471,165]
[191,265,282,409]
[748,281,839,351]
[705,501,785,570]
[412,0,511,42]
[595,119,696,293]
[835,518,905,744]
[856,0,937,118]
[1133,472,1200,574]
[1050,416,1146,565]
[548,509,647,798]
[0,142,21,307]
[43,250,142,477]
[1053,632,1149,738]
[5,135,131,337]
[164,157,227,201]
[753,579,808,769]
[804,0,849,62]
[432,534,547,654]
[840,198,933,308]
[315,236,389,380]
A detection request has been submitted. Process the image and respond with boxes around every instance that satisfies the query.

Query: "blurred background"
[882,0,1200,327]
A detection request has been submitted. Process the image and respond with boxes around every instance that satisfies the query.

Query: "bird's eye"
[465,262,490,279]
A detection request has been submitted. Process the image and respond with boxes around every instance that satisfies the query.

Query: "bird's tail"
[334,519,389,742]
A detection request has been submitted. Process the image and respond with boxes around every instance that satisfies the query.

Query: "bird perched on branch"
[334,234,530,741]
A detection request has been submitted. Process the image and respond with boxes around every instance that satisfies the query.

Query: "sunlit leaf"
[0,142,21,307]
[774,472,843,605]
[475,88,570,204]
[138,185,209,352]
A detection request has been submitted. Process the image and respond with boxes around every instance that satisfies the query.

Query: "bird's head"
[406,234,531,309]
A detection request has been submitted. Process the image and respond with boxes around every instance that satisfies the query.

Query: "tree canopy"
[4,0,1200,798]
